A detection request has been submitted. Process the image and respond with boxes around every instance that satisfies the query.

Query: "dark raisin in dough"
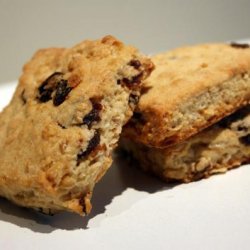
[53,80,73,106]
[83,99,103,128]
[237,125,248,132]
[123,72,143,87]
[38,87,53,103]
[129,59,141,69]
[38,72,63,103]
[230,42,250,49]
[117,72,143,90]
[38,72,73,106]
[240,134,250,145]
[77,130,101,165]
[79,196,87,213]
[57,122,66,129]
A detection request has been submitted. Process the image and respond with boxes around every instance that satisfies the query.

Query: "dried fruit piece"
[57,122,66,129]
[116,59,144,89]
[123,72,143,86]
[240,134,250,145]
[79,196,86,214]
[38,72,63,103]
[236,125,248,132]
[117,72,143,90]
[83,98,103,128]
[129,59,141,69]
[38,86,53,103]
[230,42,250,49]
[53,80,73,106]
[77,130,101,165]
[38,72,73,106]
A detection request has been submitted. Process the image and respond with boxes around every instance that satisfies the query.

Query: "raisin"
[38,87,53,103]
[83,98,103,128]
[129,59,141,69]
[124,72,143,85]
[230,42,250,49]
[237,125,248,132]
[38,72,63,103]
[77,130,101,165]
[240,134,250,145]
[118,72,143,90]
[79,196,86,214]
[57,122,66,129]
[53,79,72,106]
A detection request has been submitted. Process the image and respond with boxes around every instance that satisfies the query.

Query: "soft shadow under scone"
[123,43,250,148]
[0,35,154,215]
[121,106,250,182]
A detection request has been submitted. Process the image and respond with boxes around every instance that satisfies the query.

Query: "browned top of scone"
[123,43,250,148]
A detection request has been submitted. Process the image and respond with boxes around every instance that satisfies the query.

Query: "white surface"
[1,0,250,83]
[1,82,250,250]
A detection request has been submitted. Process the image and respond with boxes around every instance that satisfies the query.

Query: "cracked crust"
[121,106,250,182]
[123,43,250,148]
[0,35,153,215]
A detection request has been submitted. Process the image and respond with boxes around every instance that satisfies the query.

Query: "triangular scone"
[0,36,154,215]
[123,43,250,147]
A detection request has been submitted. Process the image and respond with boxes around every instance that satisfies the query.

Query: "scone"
[0,35,154,215]
[123,43,250,147]
[121,105,250,182]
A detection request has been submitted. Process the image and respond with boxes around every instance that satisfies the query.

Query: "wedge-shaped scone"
[0,35,153,215]
[123,43,250,147]
[121,106,250,182]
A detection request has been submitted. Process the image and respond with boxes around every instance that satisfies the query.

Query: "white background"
[0,0,250,83]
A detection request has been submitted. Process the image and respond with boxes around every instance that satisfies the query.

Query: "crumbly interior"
[121,106,250,182]
[0,36,153,215]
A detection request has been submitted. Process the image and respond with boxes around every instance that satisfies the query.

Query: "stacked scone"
[122,42,250,182]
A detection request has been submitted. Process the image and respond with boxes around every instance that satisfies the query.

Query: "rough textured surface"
[121,106,250,182]
[0,35,153,215]
[123,43,250,148]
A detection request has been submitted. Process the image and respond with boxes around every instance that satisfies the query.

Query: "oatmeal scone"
[121,106,250,182]
[123,43,250,147]
[0,35,153,215]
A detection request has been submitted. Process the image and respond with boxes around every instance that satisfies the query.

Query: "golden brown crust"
[123,43,250,147]
[0,35,153,215]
